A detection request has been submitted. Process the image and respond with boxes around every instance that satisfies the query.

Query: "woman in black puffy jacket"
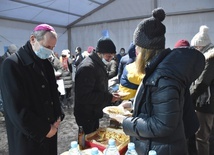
[109,8,205,155]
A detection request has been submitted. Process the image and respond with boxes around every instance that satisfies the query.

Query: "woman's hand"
[109,114,126,124]
[118,100,133,109]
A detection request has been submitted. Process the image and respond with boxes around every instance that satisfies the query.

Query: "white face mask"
[35,46,53,59]
[102,58,109,65]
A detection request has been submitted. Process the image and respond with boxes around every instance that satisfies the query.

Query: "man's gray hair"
[32,30,57,41]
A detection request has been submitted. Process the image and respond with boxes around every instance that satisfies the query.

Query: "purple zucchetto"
[33,24,55,32]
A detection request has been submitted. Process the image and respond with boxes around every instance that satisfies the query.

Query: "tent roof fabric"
[0,0,114,28]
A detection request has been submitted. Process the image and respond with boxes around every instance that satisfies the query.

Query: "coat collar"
[143,48,171,85]
[16,41,50,81]
[89,52,107,67]
[89,52,108,75]
[16,41,36,66]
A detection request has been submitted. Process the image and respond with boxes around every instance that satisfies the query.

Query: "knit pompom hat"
[191,25,211,47]
[133,8,166,49]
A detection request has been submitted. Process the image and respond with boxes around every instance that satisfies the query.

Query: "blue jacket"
[122,48,205,155]
[119,62,144,100]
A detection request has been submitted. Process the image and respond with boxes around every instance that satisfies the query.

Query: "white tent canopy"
[0,0,114,27]
[0,0,214,55]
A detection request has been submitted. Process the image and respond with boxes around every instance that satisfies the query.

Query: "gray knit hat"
[133,8,166,49]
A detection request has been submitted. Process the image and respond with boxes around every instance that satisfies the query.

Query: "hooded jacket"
[190,43,214,113]
[122,47,205,155]
[119,62,144,100]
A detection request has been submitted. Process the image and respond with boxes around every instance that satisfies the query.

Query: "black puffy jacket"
[122,48,205,155]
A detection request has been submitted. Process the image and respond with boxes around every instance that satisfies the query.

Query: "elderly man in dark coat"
[74,37,121,134]
[0,24,64,155]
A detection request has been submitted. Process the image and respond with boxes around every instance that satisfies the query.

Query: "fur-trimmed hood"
[203,43,214,60]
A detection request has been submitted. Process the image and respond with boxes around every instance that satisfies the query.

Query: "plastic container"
[103,139,120,155]
[69,141,82,155]
[91,147,99,155]
[148,150,157,155]
[125,142,138,155]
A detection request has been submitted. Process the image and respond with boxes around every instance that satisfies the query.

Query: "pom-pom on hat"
[133,7,166,49]
[96,37,116,54]
[34,24,55,32]
[174,39,190,48]
[191,25,211,47]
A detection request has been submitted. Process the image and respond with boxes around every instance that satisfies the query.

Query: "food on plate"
[107,107,124,115]
[103,106,132,116]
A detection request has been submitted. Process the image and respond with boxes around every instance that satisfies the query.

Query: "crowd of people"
[0,7,214,155]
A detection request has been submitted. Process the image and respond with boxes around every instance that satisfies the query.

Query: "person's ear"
[30,35,36,44]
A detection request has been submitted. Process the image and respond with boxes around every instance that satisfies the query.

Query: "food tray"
[85,127,129,154]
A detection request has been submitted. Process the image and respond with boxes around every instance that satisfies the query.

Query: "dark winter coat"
[0,51,12,112]
[106,58,118,79]
[122,48,205,155]
[74,52,113,120]
[190,43,214,113]
[0,41,64,155]
[74,52,84,67]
